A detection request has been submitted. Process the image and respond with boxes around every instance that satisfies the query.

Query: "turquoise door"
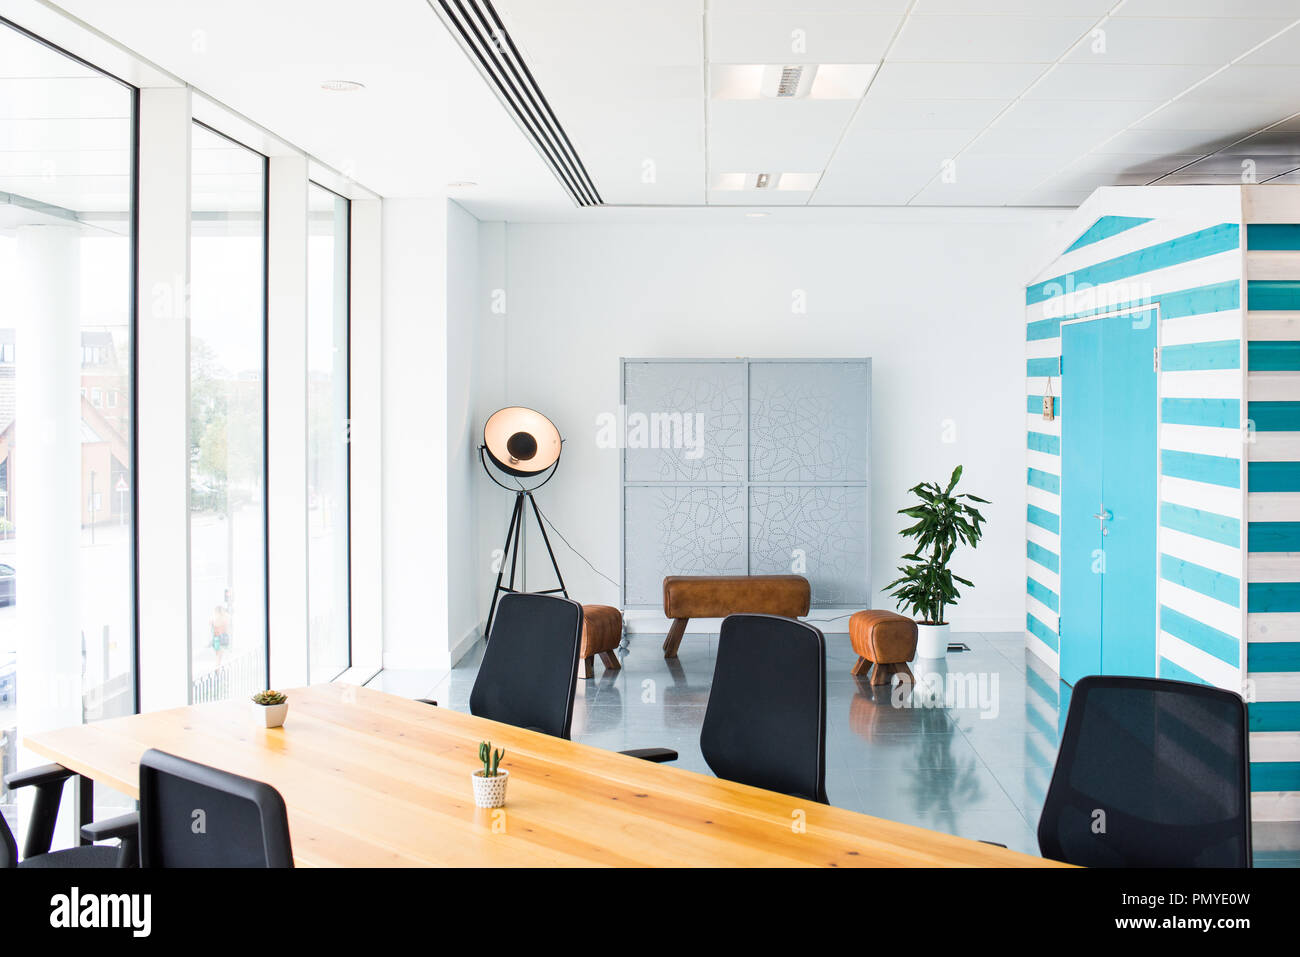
[1059,309,1158,685]
[1060,319,1105,684]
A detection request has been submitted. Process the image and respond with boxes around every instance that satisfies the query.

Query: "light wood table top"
[26,684,1067,867]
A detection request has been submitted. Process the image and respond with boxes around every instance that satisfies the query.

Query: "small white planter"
[917,622,951,659]
[253,701,288,728]
[471,769,509,809]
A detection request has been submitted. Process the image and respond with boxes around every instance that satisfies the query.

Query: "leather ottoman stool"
[580,604,624,679]
[848,610,917,685]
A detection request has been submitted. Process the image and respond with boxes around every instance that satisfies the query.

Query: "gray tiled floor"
[371,630,1300,866]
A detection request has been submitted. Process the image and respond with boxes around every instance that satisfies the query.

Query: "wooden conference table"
[26,684,1064,867]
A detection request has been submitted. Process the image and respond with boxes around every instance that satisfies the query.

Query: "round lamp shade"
[483,407,562,477]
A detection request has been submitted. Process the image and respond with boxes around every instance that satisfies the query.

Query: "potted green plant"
[251,689,288,728]
[885,465,988,659]
[472,741,508,809]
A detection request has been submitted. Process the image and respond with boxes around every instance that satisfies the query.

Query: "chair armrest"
[4,763,75,790]
[5,764,75,859]
[619,748,679,763]
[81,812,139,844]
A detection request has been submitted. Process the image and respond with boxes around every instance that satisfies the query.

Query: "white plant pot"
[916,623,951,659]
[254,701,288,728]
[472,768,509,809]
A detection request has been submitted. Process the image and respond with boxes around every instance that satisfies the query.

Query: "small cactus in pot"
[472,740,509,808]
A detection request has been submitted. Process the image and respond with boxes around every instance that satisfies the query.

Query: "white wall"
[470,212,1064,634]
[446,200,482,661]
[380,198,450,669]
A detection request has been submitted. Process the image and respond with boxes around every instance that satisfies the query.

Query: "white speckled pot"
[472,769,509,809]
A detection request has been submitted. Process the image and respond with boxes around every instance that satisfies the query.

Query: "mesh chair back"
[139,749,294,868]
[1038,675,1251,867]
[700,614,828,803]
[469,592,583,739]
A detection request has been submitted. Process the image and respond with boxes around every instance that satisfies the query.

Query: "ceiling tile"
[707,188,813,205]
[1175,152,1299,177]
[1016,185,1096,206]
[1156,171,1257,184]
[502,0,703,67]
[708,99,856,170]
[1092,128,1240,154]
[1025,62,1213,100]
[993,98,1166,130]
[1065,152,1205,178]
[866,61,1045,99]
[913,0,1112,13]
[812,155,940,203]
[1133,98,1296,132]
[707,12,904,63]
[1239,23,1300,65]
[1178,64,1300,101]
[833,126,979,159]
[929,152,1077,188]
[889,15,1095,63]
[852,96,1011,128]
[1208,130,1300,156]
[965,125,1110,157]
[1062,17,1291,64]
[711,1,910,14]
[1116,0,1300,17]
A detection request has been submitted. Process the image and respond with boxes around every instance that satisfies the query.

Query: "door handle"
[1092,506,1113,536]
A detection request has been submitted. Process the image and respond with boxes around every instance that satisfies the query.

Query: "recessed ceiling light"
[746,212,770,218]
[713,172,821,191]
[320,79,365,92]
[447,181,478,188]
[710,64,875,101]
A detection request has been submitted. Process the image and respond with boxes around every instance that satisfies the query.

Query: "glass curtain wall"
[188,123,267,702]
[306,183,350,682]
[0,22,136,832]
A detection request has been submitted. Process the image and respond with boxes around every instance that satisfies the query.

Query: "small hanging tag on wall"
[1042,377,1055,421]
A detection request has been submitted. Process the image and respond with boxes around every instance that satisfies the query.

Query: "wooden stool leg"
[580,655,595,679]
[850,656,871,676]
[599,650,621,671]
[870,662,894,686]
[663,619,688,658]
[895,662,915,684]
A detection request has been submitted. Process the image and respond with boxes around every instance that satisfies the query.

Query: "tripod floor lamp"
[481,406,568,638]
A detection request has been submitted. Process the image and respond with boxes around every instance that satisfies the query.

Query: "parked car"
[0,564,13,607]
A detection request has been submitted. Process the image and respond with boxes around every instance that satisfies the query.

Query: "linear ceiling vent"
[431,0,603,207]
[776,66,803,97]
[762,64,816,99]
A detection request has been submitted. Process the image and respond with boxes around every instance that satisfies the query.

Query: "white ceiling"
[6,0,571,219]
[494,0,1300,209]
[5,0,1300,219]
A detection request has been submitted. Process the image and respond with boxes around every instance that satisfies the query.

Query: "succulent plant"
[478,740,504,777]
[251,689,287,706]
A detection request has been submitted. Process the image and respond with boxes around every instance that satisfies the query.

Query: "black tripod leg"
[528,492,568,598]
[485,493,524,639]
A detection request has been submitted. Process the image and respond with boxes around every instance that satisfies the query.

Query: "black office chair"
[1038,675,1252,867]
[138,749,293,868]
[628,614,829,804]
[1,764,137,868]
[469,592,584,739]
